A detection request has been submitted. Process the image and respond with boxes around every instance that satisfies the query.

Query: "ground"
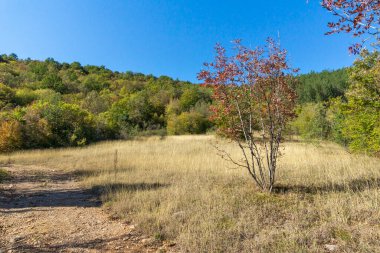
[1,136,380,252]
[0,164,173,253]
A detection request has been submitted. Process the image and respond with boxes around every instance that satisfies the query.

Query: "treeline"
[0,54,213,152]
[296,68,348,103]
[291,52,380,156]
[0,53,378,155]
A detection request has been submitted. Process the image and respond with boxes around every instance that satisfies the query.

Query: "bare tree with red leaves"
[198,39,298,192]
[321,0,380,54]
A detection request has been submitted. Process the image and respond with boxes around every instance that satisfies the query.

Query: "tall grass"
[1,135,380,252]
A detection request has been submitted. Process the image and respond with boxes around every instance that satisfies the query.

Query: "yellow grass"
[1,135,380,252]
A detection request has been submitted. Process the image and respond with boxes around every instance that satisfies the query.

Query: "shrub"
[21,106,52,148]
[32,101,96,146]
[0,120,22,152]
[14,88,37,106]
[0,83,15,109]
[291,103,331,140]
[167,111,211,135]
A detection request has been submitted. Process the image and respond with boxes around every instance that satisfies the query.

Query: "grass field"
[1,135,380,252]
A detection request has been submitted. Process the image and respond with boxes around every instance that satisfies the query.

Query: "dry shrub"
[0,120,22,153]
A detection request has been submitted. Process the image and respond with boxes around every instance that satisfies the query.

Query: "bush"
[167,111,211,135]
[34,89,62,103]
[0,120,22,152]
[21,106,52,148]
[14,88,37,106]
[0,83,15,109]
[291,103,331,140]
[32,101,96,146]
[326,98,349,146]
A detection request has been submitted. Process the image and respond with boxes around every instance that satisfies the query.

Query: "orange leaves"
[0,120,22,153]
[321,0,380,53]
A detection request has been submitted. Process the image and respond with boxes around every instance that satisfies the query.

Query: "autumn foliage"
[322,0,380,53]
[0,120,22,153]
[198,39,298,192]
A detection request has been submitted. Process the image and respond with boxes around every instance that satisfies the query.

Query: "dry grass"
[1,135,380,252]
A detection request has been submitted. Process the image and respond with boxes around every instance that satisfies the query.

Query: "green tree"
[34,101,96,146]
[297,69,348,103]
[0,83,15,109]
[291,103,331,140]
[339,52,380,155]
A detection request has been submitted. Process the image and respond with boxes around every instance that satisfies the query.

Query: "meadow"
[1,135,380,252]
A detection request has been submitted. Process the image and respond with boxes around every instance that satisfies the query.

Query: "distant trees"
[291,103,331,140]
[0,54,213,152]
[290,51,380,156]
[296,68,348,103]
[199,39,297,192]
[313,1,379,156]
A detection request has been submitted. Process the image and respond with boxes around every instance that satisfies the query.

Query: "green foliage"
[81,91,111,114]
[326,98,348,145]
[338,52,380,155]
[81,74,110,93]
[34,101,96,146]
[14,88,37,106]
[0,51,378,157]
[0,55,213,152]
[297,68,348,103]
[0,83,15,109]
[167,102,212,135]
[41,73,66,93]
[291,103,331,140]
[167,110,211,135]
[292,52,380,156]
[21,106,52,148]
[179,86,212,111]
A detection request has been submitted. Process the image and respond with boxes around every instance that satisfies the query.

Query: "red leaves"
[197,39,298,139]
[321,0,380,54]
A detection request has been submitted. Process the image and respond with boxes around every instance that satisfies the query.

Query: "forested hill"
[296,68,349,103]
[0,53,350,152]
[0,54,212,152]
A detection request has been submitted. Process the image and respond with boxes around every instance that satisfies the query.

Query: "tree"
[198,39,298,192]
[291,103,331,140]
[297,68,348,103]
[35,101,96,147]
[0,83,15,109]
[339,51,380,155]
[322,0,380,54]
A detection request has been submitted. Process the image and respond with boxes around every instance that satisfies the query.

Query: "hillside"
[0,54,213,151]
[0,54,376,155]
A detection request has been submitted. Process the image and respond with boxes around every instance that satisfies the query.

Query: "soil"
[0,165,174,253]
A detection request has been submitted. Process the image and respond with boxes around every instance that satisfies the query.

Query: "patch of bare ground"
[0,165,174,253]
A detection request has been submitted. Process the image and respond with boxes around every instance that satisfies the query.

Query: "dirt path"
[0,165,167,253]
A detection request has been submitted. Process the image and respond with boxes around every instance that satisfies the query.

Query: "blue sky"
[0,0,355,82]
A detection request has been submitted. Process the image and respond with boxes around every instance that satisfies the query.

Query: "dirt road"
[0,165,165,253]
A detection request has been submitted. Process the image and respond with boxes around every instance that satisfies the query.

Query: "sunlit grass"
[1,135,380,252]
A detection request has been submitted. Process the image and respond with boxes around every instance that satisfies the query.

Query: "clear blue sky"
[0,0,355,82]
